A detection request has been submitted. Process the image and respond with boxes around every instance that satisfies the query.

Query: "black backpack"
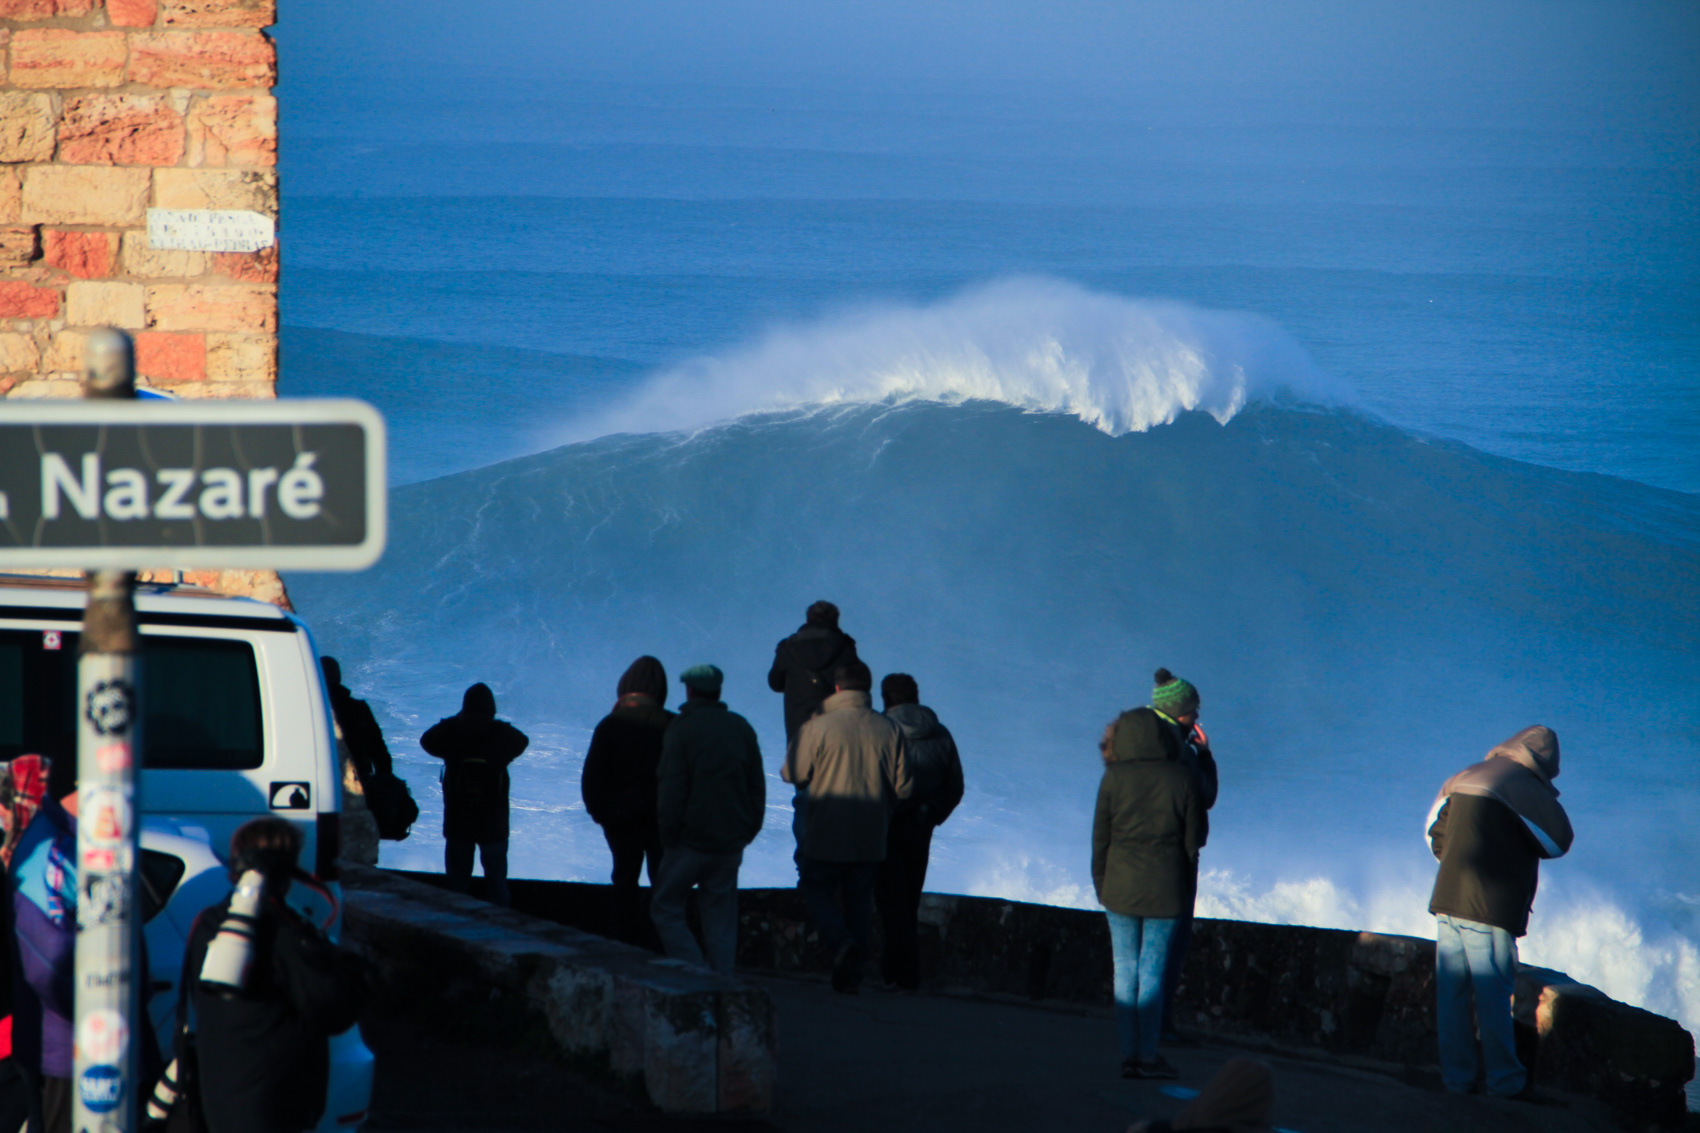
[364,771,419,841]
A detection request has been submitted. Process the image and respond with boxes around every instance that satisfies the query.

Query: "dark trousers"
[603,822,663,946]
[1162,899,1195,1034]
[799,857,879,954]
[874,812,934,988]
[445,837,510,907]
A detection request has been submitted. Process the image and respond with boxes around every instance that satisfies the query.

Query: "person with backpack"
[178,817,367,1133]
[768,601,860,873]
[321,657,419,843]
[421,683,530,906]
[581,656,675,945]
[1093,702,1207,1080]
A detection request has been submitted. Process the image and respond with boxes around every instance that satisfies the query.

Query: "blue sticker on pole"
[78,1064,123,1112]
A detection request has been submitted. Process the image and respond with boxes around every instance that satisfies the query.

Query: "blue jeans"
[1161,904,1194,1034]
[445,837,510,907]
[1435,913,1524,1096]
[799,858,878,954]
[650,844,743,974]
[1106,911,1175,1062]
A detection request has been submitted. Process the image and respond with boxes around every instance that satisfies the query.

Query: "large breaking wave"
[289,289,1700,1036]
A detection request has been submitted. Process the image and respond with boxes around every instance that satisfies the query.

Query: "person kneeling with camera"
[171,818,366,1133]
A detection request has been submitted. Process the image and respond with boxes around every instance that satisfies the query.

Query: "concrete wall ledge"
[340,866,775,1114]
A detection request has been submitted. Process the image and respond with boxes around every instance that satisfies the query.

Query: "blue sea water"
[274,2,1699,1034]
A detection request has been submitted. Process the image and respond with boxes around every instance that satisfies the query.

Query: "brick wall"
[0,0,284,604]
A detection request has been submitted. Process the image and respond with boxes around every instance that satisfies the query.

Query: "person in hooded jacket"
[7,781,76,1132]
[1093,704,1206,1080]
[874,673,964,990]
[1150,668,1218,1046]
[581,656,675,945]
[1425,724,1573,1099]
[421,683,530,907]
[321,656,418,842]
[768,601,860,874]
[184,817,366,1133]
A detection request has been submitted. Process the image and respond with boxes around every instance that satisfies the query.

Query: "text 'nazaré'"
[40,452,324,522]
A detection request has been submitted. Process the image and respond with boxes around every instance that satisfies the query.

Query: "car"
[0,574,374,1130]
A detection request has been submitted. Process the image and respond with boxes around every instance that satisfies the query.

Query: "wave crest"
[564,278,1354,441]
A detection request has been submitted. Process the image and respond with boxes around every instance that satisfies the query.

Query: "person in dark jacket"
[581,656,675,945]
[874,673,964,990]
[321,656,417,841]
[420,683,530,907]
[1150,667,1218,1045]
[8,785,76,1132]
[1093,705,1206,1080]
[185,818,366,1133]
[649,665,765,974]
[1425,725,1572,1099]
[768,601,860,874]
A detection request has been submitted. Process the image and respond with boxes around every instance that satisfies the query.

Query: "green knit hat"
[1151,667,1199,717]
[680,664,724,695]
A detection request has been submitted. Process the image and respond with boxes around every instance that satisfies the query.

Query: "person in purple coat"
[8,785,77,1133]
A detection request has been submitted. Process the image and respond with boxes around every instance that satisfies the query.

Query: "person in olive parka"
[1092,703,1207,1081]
[421,683,529,907]
[581,656,675,944]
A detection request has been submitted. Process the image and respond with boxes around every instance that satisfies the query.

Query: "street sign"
[0,399,385,569]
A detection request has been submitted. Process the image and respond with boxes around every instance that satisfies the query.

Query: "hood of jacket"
[784,625,857,672]
[1107,707,1177,764]
[1486,724,1560,784]
[884,702,942,742]
[461,682,496,720]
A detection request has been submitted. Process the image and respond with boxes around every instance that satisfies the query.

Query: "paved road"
[361,972,1624,1133]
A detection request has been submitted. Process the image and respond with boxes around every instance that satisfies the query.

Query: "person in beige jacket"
[782,659,911,993]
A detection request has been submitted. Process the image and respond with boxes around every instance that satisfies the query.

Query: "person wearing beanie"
[420,683,530,907]
[1149,667,1218,1046]
[1425,725,1573,1099]
[581,656,676,946]
[650,665,766,974]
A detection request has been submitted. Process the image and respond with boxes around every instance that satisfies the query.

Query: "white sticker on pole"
[146,208,275,253]
[77,1009,129,1063]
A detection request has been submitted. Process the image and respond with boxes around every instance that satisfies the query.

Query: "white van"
[0,574,374,1130]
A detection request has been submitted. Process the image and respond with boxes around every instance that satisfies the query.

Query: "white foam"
[559,278,1355,442]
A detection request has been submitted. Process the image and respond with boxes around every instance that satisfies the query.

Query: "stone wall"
[0,0,284,604]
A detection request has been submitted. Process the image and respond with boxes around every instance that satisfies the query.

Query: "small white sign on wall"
[146,209,276,254]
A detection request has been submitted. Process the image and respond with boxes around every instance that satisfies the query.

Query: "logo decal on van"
[270,782,310,810]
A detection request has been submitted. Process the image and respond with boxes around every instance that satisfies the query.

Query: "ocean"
[274,1,1699,1039]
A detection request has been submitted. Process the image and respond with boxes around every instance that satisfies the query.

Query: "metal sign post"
[74,330,143,1131]
[0,331,387,1132]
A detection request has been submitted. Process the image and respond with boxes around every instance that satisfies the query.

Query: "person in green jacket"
[1092,704,1207,1080]
[650,664,766,974]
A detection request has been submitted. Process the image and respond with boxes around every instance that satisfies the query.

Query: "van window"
[0,629,264,771]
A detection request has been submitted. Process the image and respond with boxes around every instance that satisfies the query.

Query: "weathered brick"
[0,171,21,225]
[0,226,40,268]
[22,166,151,226]
[0,280,59,318]
[44,230,118,279]
[146,283,275,332]
[204,330,272,382]
[67,280,146,328]
[172,378,272,399]
[43,329,85,372]
[152,168,276,213]
[213,244,275,282]
[108,0,160,27]
[185,94,275,166]
[162,0,273,28]
[58,95,185,167]
[0,0,95,18]
[5,378,80,398]
[136,330,205,383]
[0,332,40,372]
[10,29,127,90]
[120,231,208,278]
[0,92,56,164]
[127,31,275,89]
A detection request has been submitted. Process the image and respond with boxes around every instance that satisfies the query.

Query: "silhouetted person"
[581,656,674,945]
[1150,667,1218,1045]
[421,683,529,906]
[321,655,417,840]
[1094,703,1205,1080]
[769,601,860,872]
[185,818,367,1133]
[874,673,963,990]
[783,660,910,993]
[1426,725,1573,1099]
[650,665,765,974]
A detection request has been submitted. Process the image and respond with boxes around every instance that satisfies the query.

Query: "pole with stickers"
[73,329,144,1130]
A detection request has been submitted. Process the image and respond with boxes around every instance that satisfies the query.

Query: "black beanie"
[616,655,668,702]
